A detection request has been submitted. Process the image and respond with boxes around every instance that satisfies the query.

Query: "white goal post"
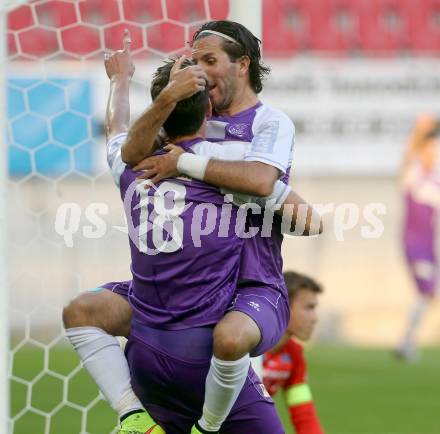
[229,0,262,40]
[1,5,10,434]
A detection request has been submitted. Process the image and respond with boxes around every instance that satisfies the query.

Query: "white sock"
[66,327,144,418]
[198,354,250,432]
[400,296,430,354]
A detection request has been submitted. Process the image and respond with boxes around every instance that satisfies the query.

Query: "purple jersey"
[402,163,440,295]
[109,135,243,329]
[403,164,439,251]
[207,102,295,290]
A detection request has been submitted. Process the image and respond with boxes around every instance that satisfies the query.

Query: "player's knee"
[62,294,96,329]
[213,324,249,360]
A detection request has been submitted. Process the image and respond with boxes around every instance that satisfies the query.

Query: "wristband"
[177,153,210,180]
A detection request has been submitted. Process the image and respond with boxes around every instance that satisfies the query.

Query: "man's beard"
[212,94,233,113]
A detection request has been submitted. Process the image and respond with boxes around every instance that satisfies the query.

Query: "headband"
[197,30,241,46]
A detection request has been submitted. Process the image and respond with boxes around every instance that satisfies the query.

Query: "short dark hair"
[192,20,270,94]
[150,58,209,140]
[283,271,323,302]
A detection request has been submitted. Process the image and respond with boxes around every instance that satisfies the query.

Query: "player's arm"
[178,112,294,196]
[186,141,321,234]
[121,57,208,166]
[285,383,325,434]
[103,30,134,187]
[271,186,323,235]
[133,111,294,197]
[284,344,324,434]
[104,29,134,141]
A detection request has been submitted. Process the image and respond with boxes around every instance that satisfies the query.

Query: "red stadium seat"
[263,0,315,55]
[79,0,120,25]
[7,4,34,30]
[122,0,164,24]
[8,31,17,56]
[34,1,77,28]
[309,0,361,52]
[166,0,206,23]
[208,0,229,20]
[19,27,59,57]
[406,0,440,53]
[146,22,186,53]
[62,25,101,56]
[358,0,410,53]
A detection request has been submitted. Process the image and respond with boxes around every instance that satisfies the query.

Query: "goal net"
[2,1,260,433]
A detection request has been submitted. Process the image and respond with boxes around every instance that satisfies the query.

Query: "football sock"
[66,327,144,418]
[400,296,429,354]
[198,354,250,432]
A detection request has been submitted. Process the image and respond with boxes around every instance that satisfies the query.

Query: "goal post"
[0,6,10,434]
[229,0,262,40]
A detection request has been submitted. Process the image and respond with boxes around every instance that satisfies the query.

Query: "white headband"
[197,30,241,46]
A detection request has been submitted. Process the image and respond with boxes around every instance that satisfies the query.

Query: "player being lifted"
[63,22,322,434]
[121,56,318,434]
[263,272,325,434]
[123,21,306,433]
[108,33,317,433]
[397,114,440,361]
[110,57,285,433]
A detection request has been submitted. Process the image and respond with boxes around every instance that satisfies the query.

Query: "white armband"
[177,153,210,180]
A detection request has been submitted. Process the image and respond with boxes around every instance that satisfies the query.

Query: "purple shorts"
[405,245,437,296]
[96,281,131,298]
[98,280,290,355]
[228,283,290,356]
[125,328,285,434]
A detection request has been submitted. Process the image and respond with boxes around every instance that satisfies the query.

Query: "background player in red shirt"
[263,271,324,434]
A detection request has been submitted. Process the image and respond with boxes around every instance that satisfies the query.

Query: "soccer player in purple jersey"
[397,114,440,361]
[124,21,303,433]
[119,58,289,434]
[63,24,320,434]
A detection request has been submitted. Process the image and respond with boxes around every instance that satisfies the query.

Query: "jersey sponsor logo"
[227,122,251,139]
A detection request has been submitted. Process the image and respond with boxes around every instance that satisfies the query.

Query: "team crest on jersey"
[227,123,250,139]
[281,354,292,363]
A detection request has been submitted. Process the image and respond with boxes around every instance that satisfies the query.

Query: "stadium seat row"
[7,0,440,56]
[263,0,440,55]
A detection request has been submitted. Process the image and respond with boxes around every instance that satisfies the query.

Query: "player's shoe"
[190,422,219,434]
[118,410,166,434]
[393,347,419,363]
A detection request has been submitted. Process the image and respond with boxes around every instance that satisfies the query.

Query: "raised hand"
[104,29,135,80]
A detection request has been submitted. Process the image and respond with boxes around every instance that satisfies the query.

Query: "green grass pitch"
[10,344,440,434]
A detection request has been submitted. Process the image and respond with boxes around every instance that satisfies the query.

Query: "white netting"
[5,1,229,433]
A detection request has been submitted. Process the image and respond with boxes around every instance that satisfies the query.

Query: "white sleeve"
[191,140,247,161]
[245,107,295,175]
[106,132,127,187]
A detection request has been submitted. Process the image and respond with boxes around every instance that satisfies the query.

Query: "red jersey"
[263,339,324,434]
